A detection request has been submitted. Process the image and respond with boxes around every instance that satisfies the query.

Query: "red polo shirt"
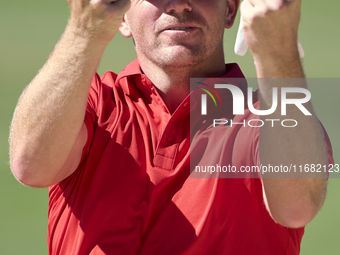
[47,59,333,254]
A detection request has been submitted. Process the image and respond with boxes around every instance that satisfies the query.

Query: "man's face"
[121,0,237,70]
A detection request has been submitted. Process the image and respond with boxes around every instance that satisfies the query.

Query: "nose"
[165,0,193,13]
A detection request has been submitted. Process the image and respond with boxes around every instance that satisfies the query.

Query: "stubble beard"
[135,35,223,76]
[131,10,226,75]
[151,43,208,70]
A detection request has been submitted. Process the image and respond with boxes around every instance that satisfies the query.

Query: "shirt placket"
[153,99,190,171]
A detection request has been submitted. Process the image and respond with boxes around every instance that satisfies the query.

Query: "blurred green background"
[0,0,339,254]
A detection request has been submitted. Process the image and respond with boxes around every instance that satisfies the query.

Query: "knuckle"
[89,0,105,8]
[261,6,271,16]
[248,15,259,26]
[276,0,286,9]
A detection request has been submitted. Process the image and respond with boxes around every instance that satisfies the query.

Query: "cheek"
[200,0,227,20]
[128,20,152,52]
[126,11,156,40]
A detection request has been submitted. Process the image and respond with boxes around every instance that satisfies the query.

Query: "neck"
[139,55,226,114]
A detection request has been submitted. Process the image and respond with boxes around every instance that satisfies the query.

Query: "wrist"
[253,50,304,78]
[61,23,111,55]
[65,19,119,49]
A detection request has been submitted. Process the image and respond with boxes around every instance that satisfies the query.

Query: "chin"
[156,46,207,68]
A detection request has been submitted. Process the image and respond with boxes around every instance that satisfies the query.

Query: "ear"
[119,14,133,38]
[225,0,240,29]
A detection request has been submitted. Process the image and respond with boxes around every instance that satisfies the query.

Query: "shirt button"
[166,133,175,142]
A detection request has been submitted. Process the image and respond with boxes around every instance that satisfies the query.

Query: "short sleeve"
[319,122,334,180]
[253,126,260,169]
[80,73,101,163]
[320,122,334,165]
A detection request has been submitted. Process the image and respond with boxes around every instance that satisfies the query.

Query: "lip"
[161,24,200,32]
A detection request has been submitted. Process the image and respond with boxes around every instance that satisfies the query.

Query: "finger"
[107,0,131,10]
[263,0,285,10]
[240,0,255,26]
[245,0,269,15]
[89,0,117,7]
[89,0,125,7]
[246,0,265,8]
[244,0,255,7]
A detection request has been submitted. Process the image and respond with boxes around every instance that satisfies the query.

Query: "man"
[9,0,333,254]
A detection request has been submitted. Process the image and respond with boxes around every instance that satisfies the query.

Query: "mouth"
[166,27,192,31]
[161,24,199,33]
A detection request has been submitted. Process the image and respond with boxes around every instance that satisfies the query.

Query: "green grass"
[0,0,339,254]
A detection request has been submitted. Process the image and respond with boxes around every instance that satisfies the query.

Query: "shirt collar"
[116,59,249,119]
[117,58,247,91]
[116,59,142,81]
